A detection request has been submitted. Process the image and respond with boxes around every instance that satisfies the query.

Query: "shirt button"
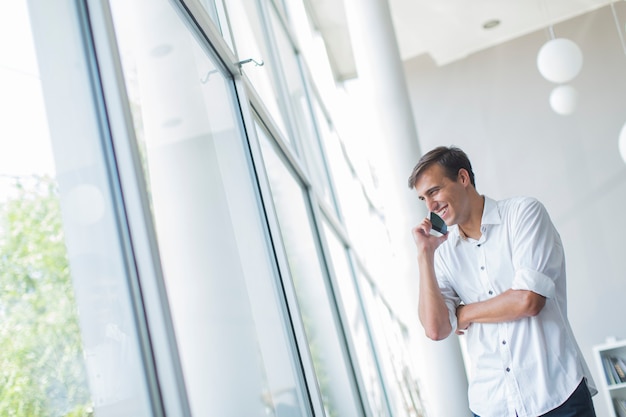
[488,290,493,295]
[506,367,510,372]
[477,244,481,247]
[480,266,485,270]
[502,340,506,345]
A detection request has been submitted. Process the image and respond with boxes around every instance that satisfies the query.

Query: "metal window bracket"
[236,58,264,68]
[200,58,264,83]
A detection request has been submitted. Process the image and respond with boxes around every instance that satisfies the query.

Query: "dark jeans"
[472,378,596,417]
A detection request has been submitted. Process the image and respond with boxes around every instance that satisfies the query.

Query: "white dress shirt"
[434,196,596,417]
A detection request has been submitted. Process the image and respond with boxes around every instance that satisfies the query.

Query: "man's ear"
[458,168,470,186]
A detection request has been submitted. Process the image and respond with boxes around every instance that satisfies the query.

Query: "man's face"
[413,163,469,226]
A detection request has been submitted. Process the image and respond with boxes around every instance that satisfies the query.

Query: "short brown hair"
[407,146,476,189]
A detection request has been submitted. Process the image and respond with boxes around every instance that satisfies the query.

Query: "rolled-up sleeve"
[509,198,564,299]
[511,267,555,298]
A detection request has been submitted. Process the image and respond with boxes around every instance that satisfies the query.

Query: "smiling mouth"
[436,206,448,219]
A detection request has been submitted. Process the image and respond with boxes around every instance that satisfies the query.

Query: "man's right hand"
[411,217,448,259]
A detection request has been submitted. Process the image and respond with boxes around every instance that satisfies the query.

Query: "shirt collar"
[452,196,501,245]
[482,196,501,226]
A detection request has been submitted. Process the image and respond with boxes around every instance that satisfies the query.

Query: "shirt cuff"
[511,267,556,298]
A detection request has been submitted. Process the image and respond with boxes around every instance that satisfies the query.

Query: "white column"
[341,0,471,415]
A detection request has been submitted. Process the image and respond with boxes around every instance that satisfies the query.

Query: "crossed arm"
[417,252,546,341]
[455,289,546,335]
[414,199,557,340]
[419,255,546,340]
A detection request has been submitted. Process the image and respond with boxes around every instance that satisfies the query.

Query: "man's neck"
[458,194,485,240]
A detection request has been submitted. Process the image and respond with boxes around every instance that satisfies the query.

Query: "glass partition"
[107,0,311,415]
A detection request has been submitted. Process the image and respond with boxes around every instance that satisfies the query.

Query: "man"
[408,146,597,417]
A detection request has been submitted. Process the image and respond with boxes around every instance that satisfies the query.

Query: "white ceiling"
[307,0,615,79]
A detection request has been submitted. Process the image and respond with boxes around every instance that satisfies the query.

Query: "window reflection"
[108,0,310,415]
[256,121,362,417]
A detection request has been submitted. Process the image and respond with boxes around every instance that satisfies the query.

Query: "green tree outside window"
[0,176,92,417]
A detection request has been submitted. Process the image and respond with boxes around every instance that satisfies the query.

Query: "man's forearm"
[418,256,453,340]
[457,289,546,330]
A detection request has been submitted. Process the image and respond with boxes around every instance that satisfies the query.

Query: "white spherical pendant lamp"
[549,85,578,115]
[537,38,583,83]
[619,122,626,164]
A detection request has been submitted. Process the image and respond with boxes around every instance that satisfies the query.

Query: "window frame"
[51,0,417,414]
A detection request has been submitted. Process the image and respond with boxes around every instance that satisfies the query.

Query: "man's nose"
[425,198,436,212]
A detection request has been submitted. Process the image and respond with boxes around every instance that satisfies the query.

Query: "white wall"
[404,5,626,417]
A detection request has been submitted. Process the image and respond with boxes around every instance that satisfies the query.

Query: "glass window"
[359,275,427,417]
[321,221,390,417]
[199,0,234,50]
[283,0,339,105]
[270,0,288,20]
[310,99,342,216]
[266,6,338,208]
[1,0,155,415]
[0,175,93,417]
[108,0,311,415]
[256,121,363,417]
[318,115,394,276]
[321,126,372,253]
[265,6,311,148]
[224,0,291,141]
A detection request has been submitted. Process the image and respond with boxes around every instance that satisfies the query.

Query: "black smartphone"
[429,212,447,236]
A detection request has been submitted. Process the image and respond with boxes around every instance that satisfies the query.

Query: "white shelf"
[593,339,626,417]
[608,382,626,392]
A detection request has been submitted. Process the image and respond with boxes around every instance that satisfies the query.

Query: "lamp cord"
[540,0,556,39]
[610,1,626,56]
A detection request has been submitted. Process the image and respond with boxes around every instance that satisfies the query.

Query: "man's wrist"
[457,304,468,324]
[416,249,435,263]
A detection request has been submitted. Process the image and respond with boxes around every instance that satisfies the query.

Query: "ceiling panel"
[306,0,615,77]
[390,0,613,64]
